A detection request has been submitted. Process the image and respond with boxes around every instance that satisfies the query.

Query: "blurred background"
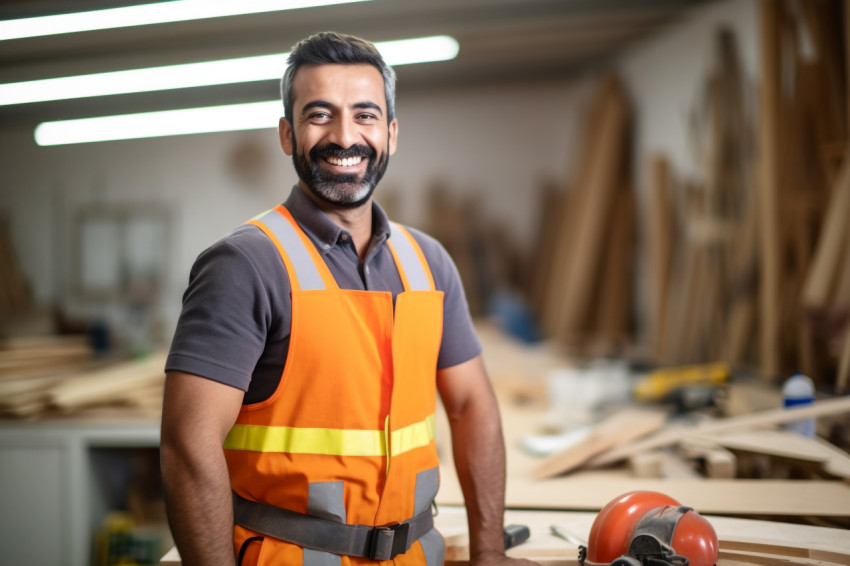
[1,0,849,565]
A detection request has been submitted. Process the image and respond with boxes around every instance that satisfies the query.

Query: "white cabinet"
[0,419,161,566]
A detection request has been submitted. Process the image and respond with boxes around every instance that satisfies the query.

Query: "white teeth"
[327,156,363,167]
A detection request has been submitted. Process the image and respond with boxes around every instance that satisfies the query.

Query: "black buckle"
[368,522,411,561]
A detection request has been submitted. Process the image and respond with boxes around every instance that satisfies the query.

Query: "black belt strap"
[232,492,434,561]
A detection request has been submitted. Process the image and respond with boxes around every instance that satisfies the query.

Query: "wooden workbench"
[160,504,850,565]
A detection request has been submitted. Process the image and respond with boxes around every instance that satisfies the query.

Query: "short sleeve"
[165,233,275,392]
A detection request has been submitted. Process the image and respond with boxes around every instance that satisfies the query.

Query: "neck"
[300,183,373,260]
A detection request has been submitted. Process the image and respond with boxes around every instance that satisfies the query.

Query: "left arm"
[437,355,538,566]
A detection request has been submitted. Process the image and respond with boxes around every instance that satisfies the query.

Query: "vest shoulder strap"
[246,205,337,291]
[388,223,436,291]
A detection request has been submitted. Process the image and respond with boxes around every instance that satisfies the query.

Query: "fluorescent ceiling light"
[0,0,371,41]
[35,100,283,146]
[2,36,460,106]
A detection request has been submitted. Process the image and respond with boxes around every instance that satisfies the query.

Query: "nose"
[327,115,358,148]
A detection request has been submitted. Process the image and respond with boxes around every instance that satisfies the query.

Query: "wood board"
[532,408,669,479]
[437,463,850,517]
[756,0,782,378]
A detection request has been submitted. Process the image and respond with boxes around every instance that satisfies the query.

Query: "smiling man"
[160,32,537,566]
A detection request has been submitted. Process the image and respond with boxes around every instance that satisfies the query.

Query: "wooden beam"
[554,75,630,342]
[838,330,850,394]
[648,155,675,363]
[757,0,783,379]
[802,149,850,311]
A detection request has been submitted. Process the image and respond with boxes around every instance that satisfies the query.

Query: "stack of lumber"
[643,3,849,390]
[756,0,847,384]
[650,27,755,369]
[0,344,166,419]
[0,334,92,380]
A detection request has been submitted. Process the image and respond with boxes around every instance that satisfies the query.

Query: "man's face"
[280,63,398,209]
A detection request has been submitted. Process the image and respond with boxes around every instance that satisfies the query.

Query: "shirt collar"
[283,185,392,254]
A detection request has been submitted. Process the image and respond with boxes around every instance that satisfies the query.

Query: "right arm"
[160,371,244,566]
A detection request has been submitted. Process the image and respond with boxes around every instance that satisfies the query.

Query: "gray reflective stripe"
[304,481,345,566]
[414,467,442,564]
[308,481,346,523]
[390,222,432,291]
[302,549,340,566]
[414,467,439,515]
[419,529,446,566]
[257,209,326,291]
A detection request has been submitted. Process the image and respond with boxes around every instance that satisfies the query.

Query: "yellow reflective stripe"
[224,414,435,457]
[391,414,436,457]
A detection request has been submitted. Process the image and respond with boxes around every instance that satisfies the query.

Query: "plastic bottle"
[782,372,815,437]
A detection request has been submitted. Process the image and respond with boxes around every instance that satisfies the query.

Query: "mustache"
[311,143,376,160]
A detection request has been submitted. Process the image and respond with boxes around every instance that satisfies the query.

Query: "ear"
[388,118,399,156]
[279,117,294,156]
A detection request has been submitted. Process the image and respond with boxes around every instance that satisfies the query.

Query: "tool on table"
[503,524,531,550]
[549,524,587,546]
[633,362,730,411]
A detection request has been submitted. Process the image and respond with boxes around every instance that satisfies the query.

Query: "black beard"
[292,138,389,209]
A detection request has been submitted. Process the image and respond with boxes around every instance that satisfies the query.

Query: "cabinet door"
[0,445,67,566]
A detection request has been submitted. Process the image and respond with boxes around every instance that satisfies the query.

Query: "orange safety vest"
[224,205,445,566]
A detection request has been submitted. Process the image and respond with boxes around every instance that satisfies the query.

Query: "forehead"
[291,63,386,112]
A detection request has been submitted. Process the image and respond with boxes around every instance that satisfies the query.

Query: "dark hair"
[281,31,397,122]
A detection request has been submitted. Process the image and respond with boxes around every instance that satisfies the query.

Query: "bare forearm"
[160,373,243,566]
[161,439,236,566]
[448,384,507,561]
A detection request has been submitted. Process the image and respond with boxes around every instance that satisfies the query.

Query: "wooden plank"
[722,537,850,564]
[0,217,31,313]
[719,549,837,565]
[838,329,850,394]
[757,0,783,379]
[532,408,668,479]
[586,396,850,468]
[846,0,850,136]
[722,173,759,366]
[554,75,630,342]
[648,154,675,363]
[438,461,850,516]
[527,181,568,320]
[592,183,635,346]
[802,148,850,311]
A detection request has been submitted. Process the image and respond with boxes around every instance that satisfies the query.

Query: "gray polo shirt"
[166,185,482,404]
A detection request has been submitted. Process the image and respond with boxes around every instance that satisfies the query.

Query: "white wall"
[618,0,758,194]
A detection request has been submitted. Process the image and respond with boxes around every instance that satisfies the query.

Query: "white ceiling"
[1,0,711,128]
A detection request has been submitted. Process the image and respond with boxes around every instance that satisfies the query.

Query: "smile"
[325,156,364,167]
